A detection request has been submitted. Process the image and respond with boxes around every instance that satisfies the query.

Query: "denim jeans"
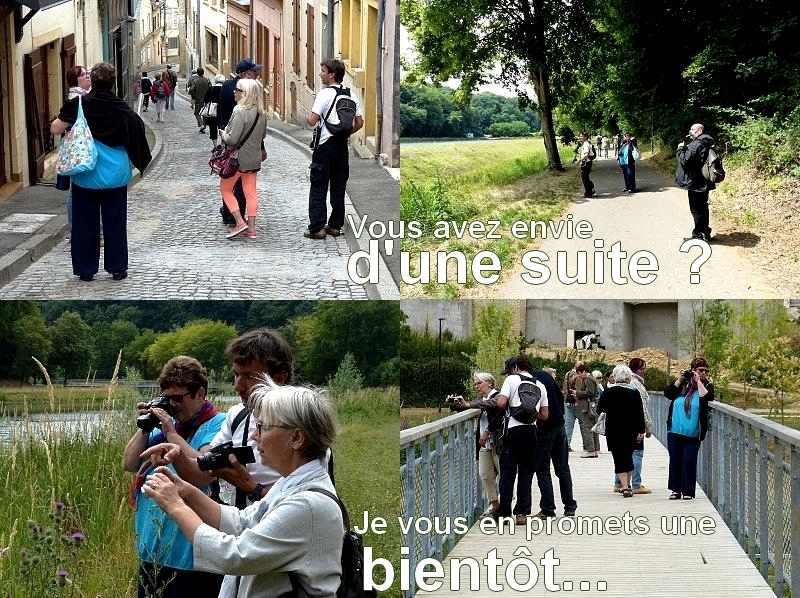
[614,448,644,489]
[564,403,596,452]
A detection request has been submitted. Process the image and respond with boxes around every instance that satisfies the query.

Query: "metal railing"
[401,395,800,598]
[400,410,483,585]
[649,391,800,598]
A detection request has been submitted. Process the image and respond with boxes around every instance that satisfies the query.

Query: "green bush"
[724,108,800,177]
[327,352,364,396]
[643,366,671,392]
[400,356,473,407]
[486,120,532,138]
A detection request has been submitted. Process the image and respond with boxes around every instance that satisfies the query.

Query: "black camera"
[445,395,462,411]
[136,395,174,433]
[197,441,256,471]
[683,369,694,379]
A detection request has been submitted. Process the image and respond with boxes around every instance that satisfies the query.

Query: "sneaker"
[324,225,342,237]
[533,511,556,520]
[245,230,257,239]
[564,510,576,517]
[633,486,652,495]
[303,229,327,239]
[226,222,248,239]
[683,234,704,241]
[111,271,128,281]
[515,514,527,526]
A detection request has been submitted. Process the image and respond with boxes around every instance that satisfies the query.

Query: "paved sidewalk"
[0,78,399,299]
[498,155,772,298]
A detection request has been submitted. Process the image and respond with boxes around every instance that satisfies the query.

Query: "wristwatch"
[247,483,265,502]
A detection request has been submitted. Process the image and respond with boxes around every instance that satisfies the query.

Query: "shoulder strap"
[323,86,346,122]
[304,487,350,529]
[232,112,261,150]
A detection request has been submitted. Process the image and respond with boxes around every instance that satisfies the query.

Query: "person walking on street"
[304,58,363,239]
[220,78,268,240]
[140,72,151,112]
[189,67,211,133]
[217,59,262,227]
[676,123,716,241]
[203,74,225,147]
[150,73,171,123]
[578,131,595,198]
[617,132,638,193]
[163,65,178,110]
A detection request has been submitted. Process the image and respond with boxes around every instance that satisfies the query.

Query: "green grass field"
[0,387,400,597]
[400,138,580,298]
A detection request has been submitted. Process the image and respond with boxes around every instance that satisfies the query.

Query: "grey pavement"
[498,154,773,298]
[0,78,399,299]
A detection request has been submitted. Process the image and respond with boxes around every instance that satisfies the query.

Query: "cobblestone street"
[0,92,374,299]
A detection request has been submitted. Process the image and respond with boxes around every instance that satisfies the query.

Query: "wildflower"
[70,532,85,546]
[52,501,65,521]
[56,568,69,587]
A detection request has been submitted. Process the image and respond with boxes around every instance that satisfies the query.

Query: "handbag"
[591,412,606,435]
[56,96,97,176]
[209,113,261,178]
[199,101,218,118]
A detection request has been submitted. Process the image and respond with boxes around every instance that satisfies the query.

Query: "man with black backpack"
[304,58,364,239]
[140,72,152,112]
[676,123,718,242]
[579,131,596,198]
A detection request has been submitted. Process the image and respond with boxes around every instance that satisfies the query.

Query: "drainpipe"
[374,0,384,162]
[327,0,334,59]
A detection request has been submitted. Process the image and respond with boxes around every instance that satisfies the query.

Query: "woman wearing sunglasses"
[663,357,715,500]
[220,78,268,239]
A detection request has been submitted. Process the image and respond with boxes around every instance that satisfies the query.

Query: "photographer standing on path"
[122,356,226,598]
[676,123,716,241]
[578,131,596,198]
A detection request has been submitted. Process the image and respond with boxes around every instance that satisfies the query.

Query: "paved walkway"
[499,155,772,298]
[415,431,774,597]
[0,78,399,299]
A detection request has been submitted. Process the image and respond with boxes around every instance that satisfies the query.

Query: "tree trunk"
[530,64,563,172]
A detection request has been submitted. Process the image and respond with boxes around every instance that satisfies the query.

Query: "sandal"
[621,488,633,498]
[668,492,681,500]
[682,496,694,500]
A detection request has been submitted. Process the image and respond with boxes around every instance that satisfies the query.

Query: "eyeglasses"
[255,422,289,435]
[696,368,709,373]
[162,391,192,403]
[234,87,244,92]
[80,71,90,77]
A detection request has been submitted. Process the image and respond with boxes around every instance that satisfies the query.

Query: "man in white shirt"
[304,58,364,239]
[579,131,595,198]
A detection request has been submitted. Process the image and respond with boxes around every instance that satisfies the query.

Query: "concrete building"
[401,300,785,359]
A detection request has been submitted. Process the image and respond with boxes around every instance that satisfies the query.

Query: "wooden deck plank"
[414,432,774,597]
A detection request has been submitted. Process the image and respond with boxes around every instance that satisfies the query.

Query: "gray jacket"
[221,106,267,172]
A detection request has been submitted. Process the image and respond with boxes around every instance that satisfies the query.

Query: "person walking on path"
[618,132,638,193]
[163,65,178,110]
[140,72,152,112]
[220,78,268,240]
[189,67,211,134]
[150,73,171,123]
[203,74,225,147]
[578,132,595,198]
[304,58,363,239]
[676,123,716,241]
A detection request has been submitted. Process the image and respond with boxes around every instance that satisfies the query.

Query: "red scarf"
[128,401,219,508]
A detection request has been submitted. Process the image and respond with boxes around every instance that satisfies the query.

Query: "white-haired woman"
[221,77,268,239]
[141,382,343,597]
[595,365,645,498]
[472,372,503,516]
[203,73,226,148]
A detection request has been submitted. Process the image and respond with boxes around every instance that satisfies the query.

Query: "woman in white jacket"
[142,381,343,597]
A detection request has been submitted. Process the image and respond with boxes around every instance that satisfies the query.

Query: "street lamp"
[437,318,445,413]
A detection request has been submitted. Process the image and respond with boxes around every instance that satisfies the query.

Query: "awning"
[17,0,40,8]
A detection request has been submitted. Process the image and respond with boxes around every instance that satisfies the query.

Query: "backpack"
[154,80,166,100]
[588,144,596,161]
[291,488,376,598]
[702,145,726,184]
[508,373,541,424]
[141,77,151,94]
[323,86,357,137]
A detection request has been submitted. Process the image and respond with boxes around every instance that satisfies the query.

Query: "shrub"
[486,120,532,138]
[327,352,364,396]
[643,366,671,392]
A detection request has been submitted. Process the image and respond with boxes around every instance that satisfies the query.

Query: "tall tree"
[49,311,96,385]
[11,313,52,384]
[402,0,592,171]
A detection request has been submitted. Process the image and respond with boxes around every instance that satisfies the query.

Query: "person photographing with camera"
[141,329,294,510]
[663,357,715,500]
[122,356,226,598]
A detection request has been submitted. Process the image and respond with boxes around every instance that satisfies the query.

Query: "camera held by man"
[136,395,174,433]
[196,441,256,471]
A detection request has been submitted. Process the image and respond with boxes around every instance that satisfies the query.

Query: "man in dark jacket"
[188,67,211,133]
[676,123,715,241]
[532,368,577,518]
